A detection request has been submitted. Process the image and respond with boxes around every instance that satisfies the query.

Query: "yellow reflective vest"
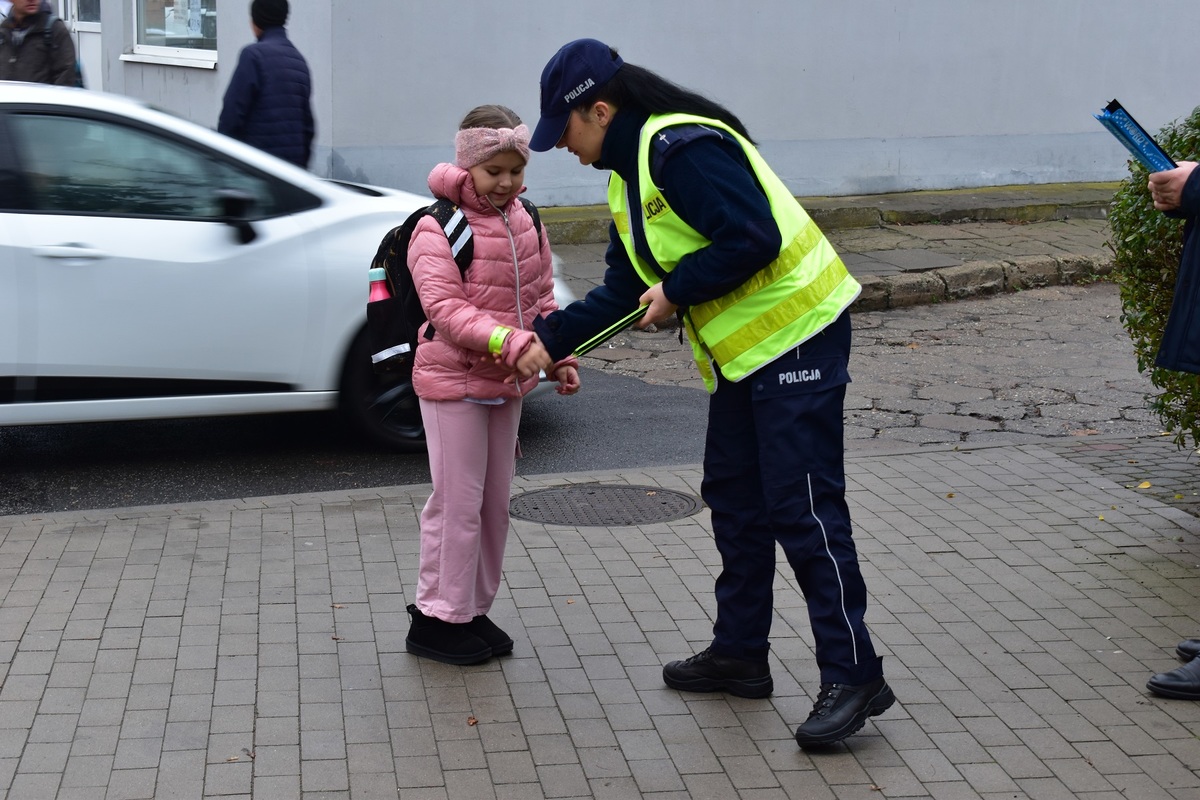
[608,112,860,392]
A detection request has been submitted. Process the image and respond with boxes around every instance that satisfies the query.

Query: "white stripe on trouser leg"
[808,471,859,666]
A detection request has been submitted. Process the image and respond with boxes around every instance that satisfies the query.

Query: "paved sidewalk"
[6,182,1200,800]
[2,438,1200,799]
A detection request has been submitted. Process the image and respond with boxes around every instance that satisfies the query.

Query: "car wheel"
[340,330,426,452]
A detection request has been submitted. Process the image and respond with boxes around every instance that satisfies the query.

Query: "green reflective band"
[572,306,650,358]
[489,326,513,355]
[704,259,854,369]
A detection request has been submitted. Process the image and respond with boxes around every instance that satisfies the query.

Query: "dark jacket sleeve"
[47,18,76,86]
[1178,167,1200,219]
[534,222,648,362]
[302,91,315,167]
[654,133,782,308]
[217,48,259,139]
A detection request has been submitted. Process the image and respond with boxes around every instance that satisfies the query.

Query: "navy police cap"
[530,38,624,152]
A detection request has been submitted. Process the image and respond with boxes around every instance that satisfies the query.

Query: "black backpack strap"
[424,198,473,274]
[519,196,544,249]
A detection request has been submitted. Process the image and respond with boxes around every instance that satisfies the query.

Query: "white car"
[0,82,571,451]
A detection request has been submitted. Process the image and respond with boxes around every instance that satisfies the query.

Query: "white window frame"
[71,0,101,30]
[120,0,217,70]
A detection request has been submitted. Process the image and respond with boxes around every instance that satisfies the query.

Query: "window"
[126,0,217,68]
[78,0,101,23]
[6,113,290,219]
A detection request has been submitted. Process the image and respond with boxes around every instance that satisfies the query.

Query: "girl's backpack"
[366,197,541,377]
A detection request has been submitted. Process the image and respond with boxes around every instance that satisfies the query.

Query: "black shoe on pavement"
[405,604,492,665]
[1148,656,1200,700]
[662,648,773,699]
[1175,638,1200,662]
[794,677,895,748]
[465,614,514,656]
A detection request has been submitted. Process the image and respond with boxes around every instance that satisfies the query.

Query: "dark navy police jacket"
[535,106,782,363]
[218,26,314,168]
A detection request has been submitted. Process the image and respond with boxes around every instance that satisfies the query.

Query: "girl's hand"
[553,366,581,395]
[514,340,553,379]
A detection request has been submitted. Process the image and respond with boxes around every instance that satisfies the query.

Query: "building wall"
[105,0,1200,207]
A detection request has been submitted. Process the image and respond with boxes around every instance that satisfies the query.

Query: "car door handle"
[31,244,110,260]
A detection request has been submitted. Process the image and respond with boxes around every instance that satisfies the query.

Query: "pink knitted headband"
[454,125,532,168]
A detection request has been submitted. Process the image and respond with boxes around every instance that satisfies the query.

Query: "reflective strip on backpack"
[442,208,471,260]
[371,342,412,364]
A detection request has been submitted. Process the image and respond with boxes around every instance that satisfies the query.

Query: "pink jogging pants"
[415,396,523,623]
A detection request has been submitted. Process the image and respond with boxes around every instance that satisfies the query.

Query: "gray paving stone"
[6,426,1200,799]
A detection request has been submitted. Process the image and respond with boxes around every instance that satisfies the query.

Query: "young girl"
[405,105,580,665]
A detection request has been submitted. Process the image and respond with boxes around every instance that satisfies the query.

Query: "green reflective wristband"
[489,326,513,355]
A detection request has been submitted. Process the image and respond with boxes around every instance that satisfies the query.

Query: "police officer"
[529,38,894,748]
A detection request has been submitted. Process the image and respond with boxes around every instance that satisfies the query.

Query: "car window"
[5,113,295,219]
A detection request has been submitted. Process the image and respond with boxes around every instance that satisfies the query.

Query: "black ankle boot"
[464,615,514,656]
[794,677,895,747]
[405,604,491,665]
[662,647,773,698]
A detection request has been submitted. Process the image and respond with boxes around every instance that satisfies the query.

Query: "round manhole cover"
[510,484,703,527]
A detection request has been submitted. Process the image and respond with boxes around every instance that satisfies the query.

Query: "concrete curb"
[544,181,1120,311]
[539,181,1119,245]
[851,252,1115,312]
[802,181,1117,230]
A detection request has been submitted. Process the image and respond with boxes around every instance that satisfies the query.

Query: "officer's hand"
[637,283,678,329]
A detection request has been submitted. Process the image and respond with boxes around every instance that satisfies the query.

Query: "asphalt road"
[0,369,708,516]
[0,281,1171,517]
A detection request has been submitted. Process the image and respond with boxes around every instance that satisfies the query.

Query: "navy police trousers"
[701,311,883,685]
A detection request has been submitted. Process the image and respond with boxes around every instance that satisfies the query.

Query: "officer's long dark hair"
[587,47,757,145]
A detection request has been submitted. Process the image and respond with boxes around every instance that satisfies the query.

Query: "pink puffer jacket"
[407,162,577,401]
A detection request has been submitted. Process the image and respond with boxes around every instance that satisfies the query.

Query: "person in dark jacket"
[1148,161,1200,374]
[0,0,78,86]
[218,0,314,168]
[1144,161,1200,700]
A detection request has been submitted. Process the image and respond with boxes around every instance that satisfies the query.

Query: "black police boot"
[794,677,895,747]
[1148,657,1200,700]
[464,614,514,657]
[1175,638,1200,662]
[662,647,773,698]
[405,604,491,665]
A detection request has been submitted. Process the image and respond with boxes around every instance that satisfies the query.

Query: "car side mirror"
[216,189,257,244]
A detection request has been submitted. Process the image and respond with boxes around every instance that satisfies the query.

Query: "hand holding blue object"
[1095,99,1177,173]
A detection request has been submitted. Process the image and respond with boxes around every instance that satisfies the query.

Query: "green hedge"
[1109,106,1200,448]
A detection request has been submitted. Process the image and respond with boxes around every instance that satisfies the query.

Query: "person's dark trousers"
[701,310,883,685]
